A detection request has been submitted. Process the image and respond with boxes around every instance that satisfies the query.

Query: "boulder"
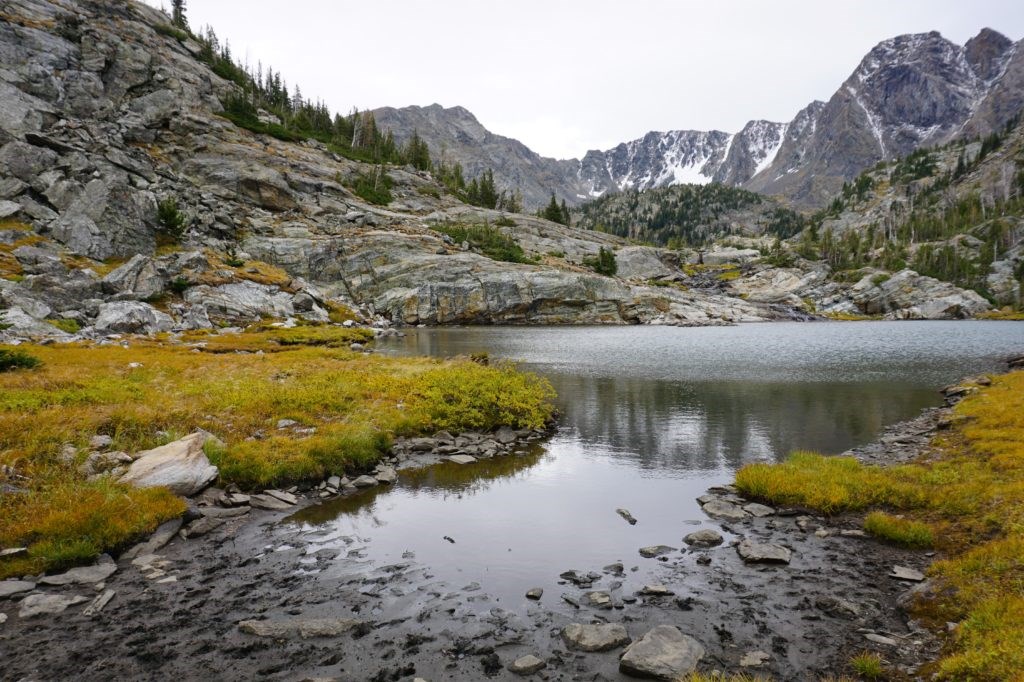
[94,301,173,334]
[101,254,166,299]
[683,529,724,548]
[615,246,676,280]
[249,494,294,511]
[120,431,218,496]
[561,622,631,652]
[619,625,705,680]
[184,281,294,323]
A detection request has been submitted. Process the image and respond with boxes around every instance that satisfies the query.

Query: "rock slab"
[619,625,705,680]
[238,618,361,639]
[737,539,792,564]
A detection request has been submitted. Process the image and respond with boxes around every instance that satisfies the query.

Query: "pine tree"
[541,192,565,224]
[477,169,498,209]
[560,199,571,226]
[171,0,188,29]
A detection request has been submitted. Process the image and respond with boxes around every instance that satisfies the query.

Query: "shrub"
[494,216,516,227]
[169,276,192,295]
[850,651,885,679]
[434,222,529,264]
[46,318,81,334]
[870,273,891,287]
[348,169,393,206]
[0,348,41,372]
[157,198,188,242]
[583,246,617,276]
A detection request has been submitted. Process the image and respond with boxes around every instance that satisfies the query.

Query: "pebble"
[508,654,546,675]
[525,587,543,600]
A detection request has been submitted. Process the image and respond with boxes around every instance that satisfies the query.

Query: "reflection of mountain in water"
[288,446,548,526]
[546,374,939,471]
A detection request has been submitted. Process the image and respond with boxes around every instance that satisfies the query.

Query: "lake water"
[288,321,1024,606]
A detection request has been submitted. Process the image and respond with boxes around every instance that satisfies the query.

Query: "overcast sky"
[145,1,1024,159]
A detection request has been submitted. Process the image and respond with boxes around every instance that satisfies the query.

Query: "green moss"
[47,318,81,334]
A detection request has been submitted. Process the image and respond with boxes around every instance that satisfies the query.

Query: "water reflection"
[290,445,548,526]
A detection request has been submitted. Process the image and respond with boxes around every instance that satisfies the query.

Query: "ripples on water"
[288,321,1024,603]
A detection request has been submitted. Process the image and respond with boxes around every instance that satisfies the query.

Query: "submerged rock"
[619,625,705,680]
[238,618,361,638]
[639,545,676,558]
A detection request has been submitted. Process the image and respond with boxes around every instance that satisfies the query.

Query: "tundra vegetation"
[736,371,1024,680]
[0,329,555,580]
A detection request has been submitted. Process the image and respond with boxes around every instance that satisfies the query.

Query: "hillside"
[572,184,806,247]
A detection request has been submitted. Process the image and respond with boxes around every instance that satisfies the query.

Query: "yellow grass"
[0,335,555,578]
[735,371,1024,680]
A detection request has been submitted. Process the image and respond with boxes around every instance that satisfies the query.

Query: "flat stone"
[351,475,379,488]
[639,545,676,558]
[82,589,116,616]
[701,499,750,521]
[38,562,117,586]
[890,565,926,582]
[123,518,183,560]
[683,529,724,548]
[263,489,298,505]
[743,503,776,517]
[585,591,613,609]
[199,505,250,518]
[736,539,791,564]
[740,650,771,667]
[509,654,546,675]
[865,633,899,646]
[0,580,36,598]
[619,625,705,680]
[249,494,295,511]
[0,547,28,559]
[639,584,675,596]
[182,516,226,538]
[239,618,362,639]
[447,454,477,465]
[18,593,89,618]
[525,587,543,600]
[561,622,631,652]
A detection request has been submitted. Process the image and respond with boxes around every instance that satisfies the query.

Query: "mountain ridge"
[375,27,1024,210]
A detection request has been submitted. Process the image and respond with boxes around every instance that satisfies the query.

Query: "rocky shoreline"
[4,361,1013,681]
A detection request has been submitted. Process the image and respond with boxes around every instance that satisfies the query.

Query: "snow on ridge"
[847,85,887,157]
[752,122,789,178]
